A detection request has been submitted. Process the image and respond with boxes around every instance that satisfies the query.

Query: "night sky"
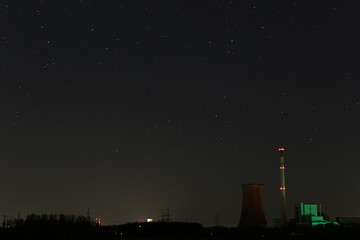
[1,0,360,226]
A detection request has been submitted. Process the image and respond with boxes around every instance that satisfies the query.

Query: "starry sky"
[1,0,360,226]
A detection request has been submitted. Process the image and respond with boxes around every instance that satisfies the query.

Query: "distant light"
[95,217,101,226]
[147,218,154,223]
[279,148,285,151]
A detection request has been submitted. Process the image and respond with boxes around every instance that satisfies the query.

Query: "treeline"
[2,214,92,228]
[0,214,105,240]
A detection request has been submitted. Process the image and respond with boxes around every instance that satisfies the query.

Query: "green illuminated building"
[295,203,320,220]
[295,203,331,227]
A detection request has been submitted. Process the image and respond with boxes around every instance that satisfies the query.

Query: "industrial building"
[294,203,331,227]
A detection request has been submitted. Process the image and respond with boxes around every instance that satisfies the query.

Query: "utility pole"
[166,207,170,222]
[214,212,219,227]
[87,207,91,222]
[161,211,165,222]
[2,215,7,228]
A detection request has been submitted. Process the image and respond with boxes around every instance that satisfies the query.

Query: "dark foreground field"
[1,216,360,240]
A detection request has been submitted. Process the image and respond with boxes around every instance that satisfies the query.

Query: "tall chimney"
[279,148,287,225]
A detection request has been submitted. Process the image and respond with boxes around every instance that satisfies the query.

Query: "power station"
[237,147,345,229]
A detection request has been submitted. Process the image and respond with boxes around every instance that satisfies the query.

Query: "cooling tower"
[239,184,267,228]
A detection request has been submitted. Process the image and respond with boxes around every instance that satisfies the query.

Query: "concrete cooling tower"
[239,184,267,228]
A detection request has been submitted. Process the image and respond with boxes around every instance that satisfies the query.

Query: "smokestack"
[239,184,267,228]
[279,148,287,225]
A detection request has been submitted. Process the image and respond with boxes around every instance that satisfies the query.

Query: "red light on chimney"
[278,148,285,151]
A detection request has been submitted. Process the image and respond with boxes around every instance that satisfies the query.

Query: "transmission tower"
[166,207,170,222]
